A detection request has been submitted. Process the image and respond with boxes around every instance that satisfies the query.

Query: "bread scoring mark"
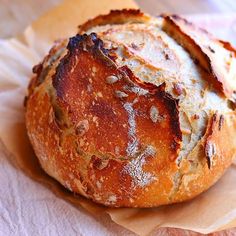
[204,113,222,169]
[123,102,139,157]
[31,41,66,91]
[163,14,236,99]
[158,87,182,143]
[123,145,156,187]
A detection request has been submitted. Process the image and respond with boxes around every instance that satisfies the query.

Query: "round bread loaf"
[25,9,236,207]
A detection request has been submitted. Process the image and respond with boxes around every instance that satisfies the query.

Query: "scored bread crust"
[162,14,236,100]
[25,9,236,207]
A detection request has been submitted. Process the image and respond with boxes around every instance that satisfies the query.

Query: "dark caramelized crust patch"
[53,33,116,95]
[53,33,181,159]
[47,33,182,205]
[219,40,236,57]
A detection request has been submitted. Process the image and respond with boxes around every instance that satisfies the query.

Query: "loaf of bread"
[25,9,236,207]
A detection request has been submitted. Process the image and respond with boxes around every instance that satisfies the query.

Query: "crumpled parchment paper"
[0,0,236,235]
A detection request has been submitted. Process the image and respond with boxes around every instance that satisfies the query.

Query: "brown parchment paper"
[0,1,236,235]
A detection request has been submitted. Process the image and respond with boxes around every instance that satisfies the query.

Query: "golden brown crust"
[79,9,150,33]
[204,113,236,170]
[25,9,236,207]
[26,33,184,207]
[172,112,236,202]
[26,39,67,103]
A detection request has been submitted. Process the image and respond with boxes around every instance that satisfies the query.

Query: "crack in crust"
[163,14,236,100]
[25,40,67,107]
[204,114,218,169]
[32,40,66,91]
[204,113,226,169]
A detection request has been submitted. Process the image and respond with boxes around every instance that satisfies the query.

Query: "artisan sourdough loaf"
[25,9,236,207]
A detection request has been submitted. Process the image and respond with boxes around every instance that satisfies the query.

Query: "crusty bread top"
[80,9,233,164]
[80,10,236,98]
[25,9,236,207]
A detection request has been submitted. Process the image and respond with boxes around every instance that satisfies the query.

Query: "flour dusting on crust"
[124,145,156,187]
[123,102,139,156]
